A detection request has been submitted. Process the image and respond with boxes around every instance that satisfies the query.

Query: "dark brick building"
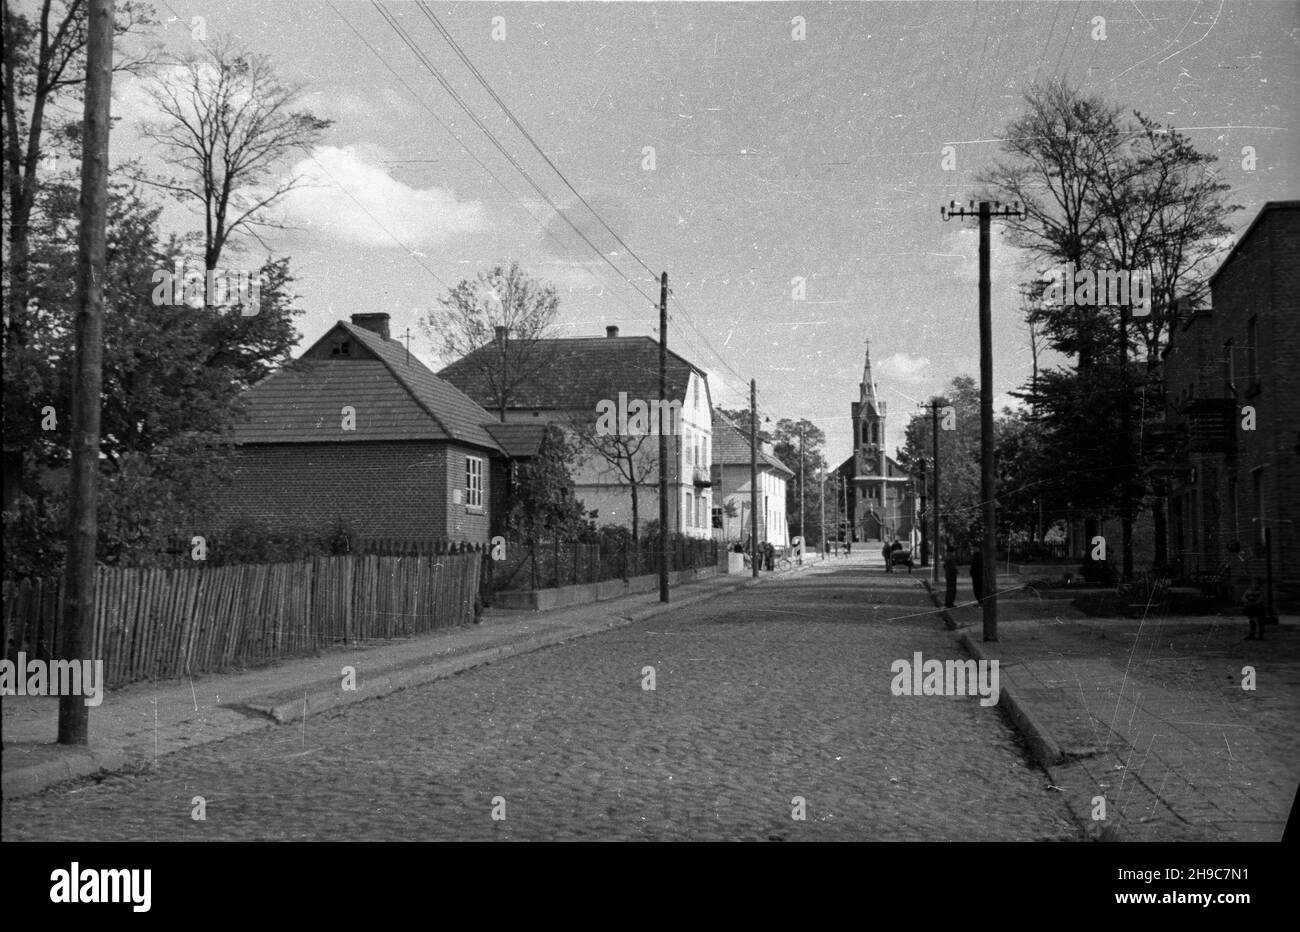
[214,313,543,543]
[1160,201,1300,608]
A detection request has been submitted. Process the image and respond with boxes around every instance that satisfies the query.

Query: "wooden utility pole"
[58,0,114,746]
[658,272,670,602]
[924,399,943,586]
[750,380,759,578]
[798,423,805,563]
[940,200,1024,642]
[820,469,826,554]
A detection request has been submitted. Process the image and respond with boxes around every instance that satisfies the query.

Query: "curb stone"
[920,578,1066,768]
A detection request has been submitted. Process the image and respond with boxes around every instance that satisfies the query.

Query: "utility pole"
[750,380,759,579]
[59,0,114,746]
[798,423,805,563]
[919,398,943,586]
[820,469,826,555]
[658,272,670,602]
[940,200,1024,642]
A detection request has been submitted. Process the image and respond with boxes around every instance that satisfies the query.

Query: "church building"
[834,343,918,545]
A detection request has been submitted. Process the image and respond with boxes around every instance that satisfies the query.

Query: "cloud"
[876,352,931,384]
[281,146,487,247]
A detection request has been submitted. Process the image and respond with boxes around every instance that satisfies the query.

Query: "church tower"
[847,340,890,542]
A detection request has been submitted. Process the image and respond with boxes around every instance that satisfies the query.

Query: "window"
[465,456,484,509]
[331,339,351,356]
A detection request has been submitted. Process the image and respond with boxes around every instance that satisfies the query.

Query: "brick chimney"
[606,325,619,338]
[495,325,508,345]
[351,313,391,340]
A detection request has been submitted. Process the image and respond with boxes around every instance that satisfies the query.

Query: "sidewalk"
[2,557,822,799]
[924,575,1299,841]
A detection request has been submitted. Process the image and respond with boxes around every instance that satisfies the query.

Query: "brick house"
[710,409,792,547]
[438,326,714,539]
[1159,201,1299,608]
[213,313,544,543]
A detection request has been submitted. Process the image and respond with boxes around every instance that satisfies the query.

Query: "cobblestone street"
[3,559,1078,841]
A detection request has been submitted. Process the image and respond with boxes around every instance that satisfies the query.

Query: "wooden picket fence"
[2,551,481,690]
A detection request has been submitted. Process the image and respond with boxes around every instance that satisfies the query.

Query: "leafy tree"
[424,261,560,422]
[771,417,827,541]
[2,0,154,341]
[898,378,982,550]
[982,80,1238,576]
[3,175,303,576]
[502,425,594,540]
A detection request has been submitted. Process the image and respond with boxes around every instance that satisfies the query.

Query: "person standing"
[1242,577,1268,641]
[969,547,984,604]
[943,544,958,608]
[881,541,892,572]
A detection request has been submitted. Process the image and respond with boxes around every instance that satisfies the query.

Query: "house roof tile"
[230,321,503,451]
[711,409,794,475]
[438,335,705,414]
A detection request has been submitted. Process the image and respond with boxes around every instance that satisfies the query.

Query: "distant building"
[709,409,792,547]
[439,326,714,539]
[1159,201,1299,608]
[835,342,918,545]
[213,313,544,543]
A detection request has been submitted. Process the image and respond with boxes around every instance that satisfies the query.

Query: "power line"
[417,2,659,282]
[329,0,657,322]
[370,0,659,310]
[305,152,451,290]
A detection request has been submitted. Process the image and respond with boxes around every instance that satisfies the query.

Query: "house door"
[862,511,882,542]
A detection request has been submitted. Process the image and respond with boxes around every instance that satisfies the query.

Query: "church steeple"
[855,340,887,478]
[859,339,884,419]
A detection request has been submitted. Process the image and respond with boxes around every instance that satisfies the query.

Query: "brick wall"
[1164,204,1300,608]
[445,443,492,542]
[211,441,493,543]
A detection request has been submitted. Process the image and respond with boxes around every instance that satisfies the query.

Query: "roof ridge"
[338,322,458,438]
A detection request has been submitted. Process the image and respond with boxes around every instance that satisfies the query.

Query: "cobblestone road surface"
[3,560,1079,841]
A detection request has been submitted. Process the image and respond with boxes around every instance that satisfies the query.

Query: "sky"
[102,0,1300,468]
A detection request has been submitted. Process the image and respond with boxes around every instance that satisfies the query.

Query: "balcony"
[692,466,712,487]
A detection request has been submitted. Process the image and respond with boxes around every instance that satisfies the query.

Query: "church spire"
[860,339,881,415]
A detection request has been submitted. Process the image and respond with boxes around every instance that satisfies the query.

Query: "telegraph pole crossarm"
[938,200,1026,642]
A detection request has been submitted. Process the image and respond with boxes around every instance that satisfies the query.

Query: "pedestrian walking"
[970,548,984,603]
[881,541,892,572]
[943,544,958,607]
[845,539,851,556]
[1242,576,1268,641]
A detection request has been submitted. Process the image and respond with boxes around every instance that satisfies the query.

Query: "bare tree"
[566,416,658,541]
[139,35,331,270]
[3,0,153,340]
[425,261,560,422]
